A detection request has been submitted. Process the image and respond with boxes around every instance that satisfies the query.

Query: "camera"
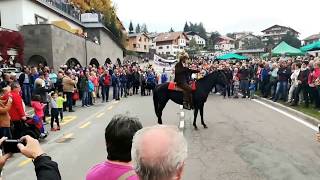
[1,139,26,154]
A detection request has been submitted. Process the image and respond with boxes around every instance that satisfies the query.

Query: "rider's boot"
[183,92,192,110]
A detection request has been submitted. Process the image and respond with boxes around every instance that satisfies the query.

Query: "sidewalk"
[254,95,320,127]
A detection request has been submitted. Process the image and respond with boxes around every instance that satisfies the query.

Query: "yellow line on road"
[79,121,91,129]
[60,116,77,126]
[18,158,32,167]
[63,133,74,139]
[107,106,113,110]
[96,113,105,118]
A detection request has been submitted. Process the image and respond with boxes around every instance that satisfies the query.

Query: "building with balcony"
[126,33,150,54]
[214,36,235,51]
[303,33,320,45]
[0,0,124,70]
[261,25,299,45]
[186,31,206,47]
[154,32,189,56]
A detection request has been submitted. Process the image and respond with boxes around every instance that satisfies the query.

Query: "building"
[303,33,320,45]
[147,32,159,50]
[261,25,299,45]
[0,0,124,70]
[126,33,150,53]
[233,31,253,40]
[154,32,189,56]
[186,31,206,47]
[236,34,264,50]
[214,36,235,51]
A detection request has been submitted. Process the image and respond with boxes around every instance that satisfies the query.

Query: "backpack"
[88,80,94,92]
[104,75,111,86]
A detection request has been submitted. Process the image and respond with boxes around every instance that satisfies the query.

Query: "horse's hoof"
[158,121,162,124]
[203,124,208,129]
[193,125,198,130]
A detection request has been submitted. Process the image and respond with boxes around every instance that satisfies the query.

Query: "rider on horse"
[174,52,200,110]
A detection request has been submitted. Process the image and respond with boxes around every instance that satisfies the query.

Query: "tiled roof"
[154,32,188,42]
[304,33,320,41]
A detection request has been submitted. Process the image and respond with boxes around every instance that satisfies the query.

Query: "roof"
[186,31,206,39]
[127,33,150,39]
[262,25,299,34]
[218,36,235,41]
[304,33,320,41]
[272,41,304,56]
[154,32,189,42]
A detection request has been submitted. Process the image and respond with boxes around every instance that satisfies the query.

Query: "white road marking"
[253,99,318,131]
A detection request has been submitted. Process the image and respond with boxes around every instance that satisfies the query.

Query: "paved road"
[3,94,320,180]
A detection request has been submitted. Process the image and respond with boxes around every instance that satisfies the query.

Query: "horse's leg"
[200,104,207,128]
[157,99,169,124]
[193,107,199,130]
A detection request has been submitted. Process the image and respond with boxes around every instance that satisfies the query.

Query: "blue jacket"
[261,68,270,81]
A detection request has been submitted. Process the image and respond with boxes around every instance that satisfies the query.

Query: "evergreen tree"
[141,23,148,33]
[135,24,141,33]
[129,21,134,34]
[183,22,190,32]
[281,32,301,48]
[169,27,174,32]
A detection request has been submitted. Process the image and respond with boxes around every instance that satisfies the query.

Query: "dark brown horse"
[153,70,228,129]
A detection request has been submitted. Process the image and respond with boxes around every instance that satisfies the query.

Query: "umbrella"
[216,53,248,60]
[272,41,304,56]
[300,41,320,52]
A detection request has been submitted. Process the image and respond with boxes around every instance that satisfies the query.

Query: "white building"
[186,31,206,47]
[214,36,235,51]
[0,0,83,31]
[154,32,189,56]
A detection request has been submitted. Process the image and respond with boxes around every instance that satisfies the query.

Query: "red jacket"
[308,67,320,85]
[9,91,25,121]
[31,101,45,118]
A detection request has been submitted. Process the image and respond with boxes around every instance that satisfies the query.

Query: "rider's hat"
[179,51,189,62]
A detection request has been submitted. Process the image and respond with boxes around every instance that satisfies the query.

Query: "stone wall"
[21,24,124,71]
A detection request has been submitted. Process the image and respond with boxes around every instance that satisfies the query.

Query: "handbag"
[72,91,80,101]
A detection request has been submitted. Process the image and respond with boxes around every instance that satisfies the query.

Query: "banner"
[153,54,177,64]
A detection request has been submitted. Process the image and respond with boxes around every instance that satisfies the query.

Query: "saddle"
[168,81,196,91]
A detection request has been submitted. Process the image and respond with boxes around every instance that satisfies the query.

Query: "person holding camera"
[0,135,61,180]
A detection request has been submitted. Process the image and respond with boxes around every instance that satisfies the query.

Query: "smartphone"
[1,140,23,154]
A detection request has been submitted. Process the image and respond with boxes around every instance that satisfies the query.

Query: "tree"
[129,21,134,34]
[206,31,221,51]
[169,27,174,32]
[226,33,235,39]
[240,37,264,50]
[281,32,301,48]
[141,23,148,33]
[183,22,190,32]
[135,24,141,33]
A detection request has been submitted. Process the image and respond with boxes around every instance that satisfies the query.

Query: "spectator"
[274,60,291,102]
[287,63,300,103]
[160,68,168,84]
[86,114,143,180]
[101,70,111,103]
[48,92,60,131]
[0,86,13,139]
[0,74,11,89]
[292,61,310,107]
[79,72,89,107]
[239,63,250,98]
[18,67,32,106]
[131,125,188,180]
[260,62,270,98]
[9,82,26,139]
[33,72,50,118]
[62,71,75,112]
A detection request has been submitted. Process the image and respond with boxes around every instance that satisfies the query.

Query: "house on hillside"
[214,36,235,51]
[126,33,150,54]
[261,25,299,45]
[236,34,264,50]
[186,31,206,47]
[154,32,189,56]
[303,33,320,45]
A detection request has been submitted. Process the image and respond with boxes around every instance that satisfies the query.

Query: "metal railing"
[39,0,81,21]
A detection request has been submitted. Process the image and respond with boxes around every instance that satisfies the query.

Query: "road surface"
[3,94,320,180]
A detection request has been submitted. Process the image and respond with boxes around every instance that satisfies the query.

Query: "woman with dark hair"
[86,114,143,180]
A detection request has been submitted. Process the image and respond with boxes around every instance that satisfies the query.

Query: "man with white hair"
[131,125,188,180]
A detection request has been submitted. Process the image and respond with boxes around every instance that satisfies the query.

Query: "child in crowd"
[31,95,47,137]
[48,92,60,131]
[57,92,66,122]
[233,68,240,98]
[249,79,256,99]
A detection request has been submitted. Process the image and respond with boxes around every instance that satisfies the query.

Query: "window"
[167,46,169,49]
[139,37,142,41]
[144,38,147,42]
[159,46,163,49]
[133,44,137,48]
[166,52,170,55]
[144,45,147,50]
[35,14,48,24]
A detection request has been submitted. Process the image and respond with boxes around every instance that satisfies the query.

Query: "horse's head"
[212,70,228,87]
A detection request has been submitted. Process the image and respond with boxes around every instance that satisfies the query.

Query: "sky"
[112,0,320,39]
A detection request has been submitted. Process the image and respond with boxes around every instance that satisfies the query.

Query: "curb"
[254,95,320,127]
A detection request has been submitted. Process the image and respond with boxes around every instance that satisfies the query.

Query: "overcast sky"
[113,0,320,39]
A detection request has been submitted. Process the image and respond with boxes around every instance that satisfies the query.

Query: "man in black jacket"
[0,135,61,180]
[174,52,199,110]
[291,61,310,107]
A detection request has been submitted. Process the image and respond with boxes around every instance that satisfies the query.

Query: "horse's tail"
[153,87,159,116]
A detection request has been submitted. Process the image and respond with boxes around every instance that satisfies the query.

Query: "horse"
[153,70,228,130]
